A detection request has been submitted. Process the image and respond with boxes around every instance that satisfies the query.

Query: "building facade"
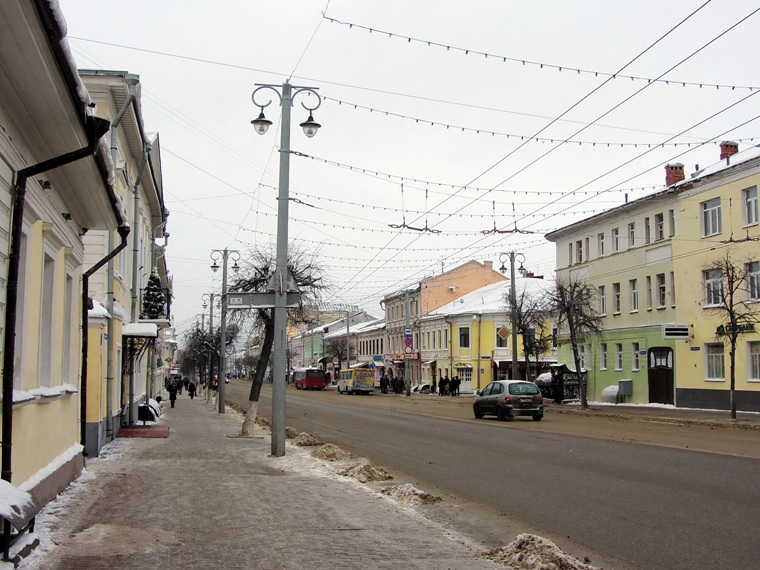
[546,143,760,410]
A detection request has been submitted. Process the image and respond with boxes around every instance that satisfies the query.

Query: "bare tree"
[323,336,348,374]
[227,243,326,436]
[704,252,759,420]
[548,275,604,409]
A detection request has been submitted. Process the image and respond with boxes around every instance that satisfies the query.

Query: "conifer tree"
[142,270,165,319]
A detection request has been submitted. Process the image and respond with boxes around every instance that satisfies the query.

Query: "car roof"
[494,380,535,385]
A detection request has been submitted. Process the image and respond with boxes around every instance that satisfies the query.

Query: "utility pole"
[405,289,411,396]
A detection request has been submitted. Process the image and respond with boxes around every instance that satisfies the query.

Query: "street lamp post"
[201,293,216,401]
[499,252,526,380]
[210,249,240,413]
[251,82,322,457]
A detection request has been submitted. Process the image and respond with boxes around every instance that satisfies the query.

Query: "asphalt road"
[225,381,760,570]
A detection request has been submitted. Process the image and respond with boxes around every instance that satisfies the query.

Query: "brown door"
[648,347,674,405]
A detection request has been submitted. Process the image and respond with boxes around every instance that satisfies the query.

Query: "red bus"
[293,367,327,390]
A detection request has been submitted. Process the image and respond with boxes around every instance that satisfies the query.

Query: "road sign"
[227,292,301,309]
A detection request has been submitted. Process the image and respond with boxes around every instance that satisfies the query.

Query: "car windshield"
[508,382,540,395]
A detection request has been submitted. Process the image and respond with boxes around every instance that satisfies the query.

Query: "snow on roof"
[88,299,111,319]
[323,318,384,339]
[683,143,760,183]
[122,323,158,338]
[424,277,553,318]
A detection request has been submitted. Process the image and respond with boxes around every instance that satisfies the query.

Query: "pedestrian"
[168,382,178,408]
[380,374,388,394]
[431,377,437,395]
[440,375,449,396]
[188,380,196,399]
[450,375,460,397]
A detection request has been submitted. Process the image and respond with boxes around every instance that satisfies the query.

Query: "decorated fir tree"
[142,270,165,319]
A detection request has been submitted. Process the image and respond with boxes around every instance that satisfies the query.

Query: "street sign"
[227,292,301,309]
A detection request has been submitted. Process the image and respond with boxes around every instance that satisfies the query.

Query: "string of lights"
[323,16,760,92]
[323,96,759,148]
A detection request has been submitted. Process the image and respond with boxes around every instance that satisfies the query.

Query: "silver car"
[473,380,544,421]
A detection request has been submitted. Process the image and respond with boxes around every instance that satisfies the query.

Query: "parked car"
[473,380,544,421]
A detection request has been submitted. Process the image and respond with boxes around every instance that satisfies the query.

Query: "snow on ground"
[18,411,599,569]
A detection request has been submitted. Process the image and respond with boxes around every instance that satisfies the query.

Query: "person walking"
[188,380,196,400]
[168,382,178,408]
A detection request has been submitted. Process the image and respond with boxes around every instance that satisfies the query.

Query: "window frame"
[630,278,639,312]
[612,228,620,252]
[704,269,724,307]
[612,282,621,314]
[744,186,758,227]
[705,343,725,381]
[701,198,722,237]
[632,342,640,371]
[656,273,666,308]
[628,222,635,248]
[615,343,623,371]
[748,261,760,301]
[600,343,608,370]
[598,285,607,315]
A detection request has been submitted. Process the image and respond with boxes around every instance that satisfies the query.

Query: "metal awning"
[350,362,370,368]
[422,360,436,366]
[453,362,472,369]
[122,323,158,338]
[493,360,511,370]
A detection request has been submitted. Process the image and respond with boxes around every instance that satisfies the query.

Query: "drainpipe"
[127,142,152,425]
[105,76,139,439]
[2,115,110,491]
[474,313,482,392]
[80,224,130,453]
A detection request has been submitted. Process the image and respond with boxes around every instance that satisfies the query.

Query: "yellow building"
[546,142,760,411]
[670,145,760,410]
[0,0,129,518]
[419,277,555,393]
[80,71,169,456]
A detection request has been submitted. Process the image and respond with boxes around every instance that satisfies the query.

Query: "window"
[701,198,722,237]
[646,276,652,310]
[598,285,607,315]
[750,341,760,380]
[600,343,608,370]
[615,343,623,371]
[598,233,605,256]
[655,213,665,241]
[656,274,666,308]
[613,283,621,313]
[668,209,676,237]
[744,186,759,226]
[748,261,760,301]
[632,342,640,371]
[579,344,586,370]
[568,243,573,266]
[612,228,620,252]
[628,222,635,247]
[630,279,638,311]
[576,240,583,264]
[644,217,651,244]
[438,330,442,349]
[704,269,723,306]
[585,237,590,261]
[669,271,676,307]
[496,325,510,348]
[706,344,725,380]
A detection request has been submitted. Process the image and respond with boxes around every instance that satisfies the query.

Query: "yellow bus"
[337,368,375,395]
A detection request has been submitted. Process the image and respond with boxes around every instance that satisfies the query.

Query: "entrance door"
[648,347,674,405]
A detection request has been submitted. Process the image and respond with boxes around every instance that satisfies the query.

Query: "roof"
[422,277,552,318]
[546,144,760,240]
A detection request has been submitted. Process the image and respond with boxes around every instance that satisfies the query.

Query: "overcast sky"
[58,0,760,339]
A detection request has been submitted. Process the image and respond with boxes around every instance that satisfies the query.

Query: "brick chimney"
[665,163,685,186]
[484,260,493,271]
[720,141,738,163]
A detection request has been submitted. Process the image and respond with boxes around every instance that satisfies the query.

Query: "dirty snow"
[484,533,598,570]
[380,483,443,506]
[311,442,354,461]
[338,462,393,483]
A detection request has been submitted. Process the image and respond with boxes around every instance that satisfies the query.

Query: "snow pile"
[254,416,271,428]
[380,483,442,506]
[285,426,300,439]
[338,462,393,483]
[311,443,354,461]
[293,432,324,446]
[483,534,598,570]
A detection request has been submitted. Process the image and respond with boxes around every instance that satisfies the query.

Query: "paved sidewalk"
[22,395,505,570]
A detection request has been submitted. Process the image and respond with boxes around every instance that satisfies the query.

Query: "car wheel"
[532,413,543,421]
[473,405,484,419]
[497,406,507,421]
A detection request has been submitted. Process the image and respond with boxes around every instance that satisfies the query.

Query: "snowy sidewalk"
[19,395,512,570]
